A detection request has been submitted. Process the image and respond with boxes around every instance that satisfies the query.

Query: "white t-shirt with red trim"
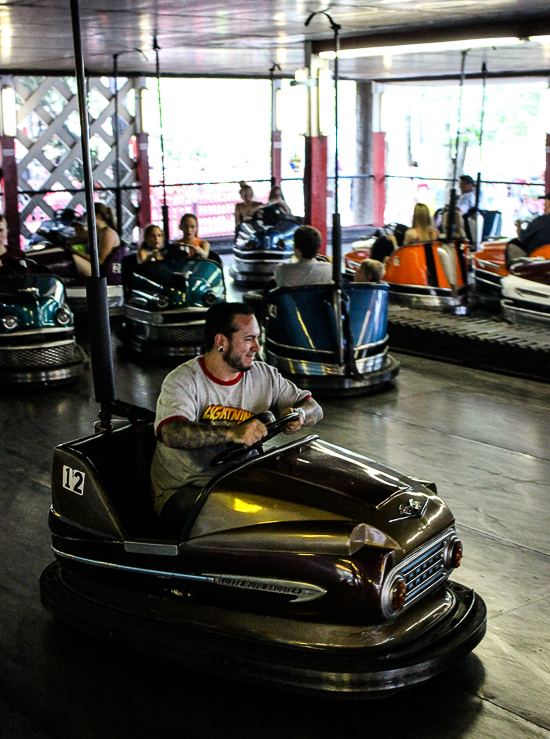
[151,355,311,513]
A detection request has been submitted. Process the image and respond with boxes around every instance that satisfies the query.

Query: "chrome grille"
[401,537,448,606]
[150,323,205,343]
[0,341,77,368]
[381,528,458,618]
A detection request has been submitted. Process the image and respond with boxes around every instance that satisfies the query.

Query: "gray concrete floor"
[1,313,550,738]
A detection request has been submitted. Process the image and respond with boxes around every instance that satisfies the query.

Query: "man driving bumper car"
[152,302,323,536]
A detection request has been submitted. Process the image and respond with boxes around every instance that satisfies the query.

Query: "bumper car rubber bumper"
[0,343,89,386]
[40,561,486,699]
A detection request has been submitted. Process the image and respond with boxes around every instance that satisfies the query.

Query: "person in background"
[457,175,477,214]
[354,258,385,283]
[173,213,211,259]
[403,203,439,245]
[506,191,550,268]
[234,182,262,227]
[137,224,165,265]
[369,236,395,266]
[70,203,120,279]
[274,225,332,287]
[253,185,291,218]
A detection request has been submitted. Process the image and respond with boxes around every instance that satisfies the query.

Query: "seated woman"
[234,182,262,227]
[274,226,332,287]
[171,213,211,260]
[404,203,439,245]
[137,224,165,265]
[253,185,292,220]
[354,258,385,284]
[69,203,121,279]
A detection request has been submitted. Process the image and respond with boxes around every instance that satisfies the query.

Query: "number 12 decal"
[63,466,85,495]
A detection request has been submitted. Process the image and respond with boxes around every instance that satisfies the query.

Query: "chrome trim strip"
[266,335,387,355]
[266,349,387,376]
[0,338,76,351]
[266,337,335,356]
[501,299,550,326]
[52,547,325,603]
[0,327,73,338]
[124,541,179,556]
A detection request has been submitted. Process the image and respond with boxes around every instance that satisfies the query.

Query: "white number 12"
[63,466,85,495]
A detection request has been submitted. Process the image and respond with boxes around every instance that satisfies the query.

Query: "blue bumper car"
[264,283,400,395]
[230,208,299,286]
[118,256,226,359]
[0,269,88,385]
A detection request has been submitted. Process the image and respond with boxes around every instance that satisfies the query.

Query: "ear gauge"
[218,346,224,352]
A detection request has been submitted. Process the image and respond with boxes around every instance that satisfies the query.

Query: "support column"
[372,132,386,227]
[135,133,151,231]
[304,135,328,252]
[271,130,282,186]
[271,77,282,185]
[545,133,550,195]
[0,135,21,254]
[354,82,374,226]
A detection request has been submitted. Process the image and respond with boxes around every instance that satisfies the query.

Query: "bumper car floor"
[2,287,550,737]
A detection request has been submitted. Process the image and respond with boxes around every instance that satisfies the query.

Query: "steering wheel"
[209,411,301,467]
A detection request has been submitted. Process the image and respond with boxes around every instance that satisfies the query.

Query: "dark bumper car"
[263,283,400,395]
[230,206,299,286]
[40,415,486,698]
[25,224,127,315]
[117,256,225,359]
[0,270,88,385]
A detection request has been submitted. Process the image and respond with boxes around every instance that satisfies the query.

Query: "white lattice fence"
[15,75,139,242]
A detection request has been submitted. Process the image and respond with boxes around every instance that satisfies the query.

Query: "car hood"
[188,438,454,557]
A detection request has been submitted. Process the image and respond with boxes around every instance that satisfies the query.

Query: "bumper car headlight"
[56,308,72,326]
[2,314,18,330]
[277,239,287,250]
[443,537,463,569]
[390,576,407,612]
[156,295,170,309]
[203,291,218,306]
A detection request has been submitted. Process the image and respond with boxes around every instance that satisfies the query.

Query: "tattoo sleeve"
[299,397,324,426]
[160,419,232,449]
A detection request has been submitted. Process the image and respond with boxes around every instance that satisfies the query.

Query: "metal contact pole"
[476,62,487,211]
[331,17,342,288]
[113,52,122,238]
[154,38,170,247]
[70,0,116,413]
[305,11,342,285]
[448,49,468,241]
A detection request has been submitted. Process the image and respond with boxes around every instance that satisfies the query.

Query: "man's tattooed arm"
[160,417,268,450]
[160,419,232,449]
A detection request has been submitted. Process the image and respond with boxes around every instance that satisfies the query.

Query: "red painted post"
[0,135,21,254]
[304,135,328,253]
[135,132,151,231]
[545,133,550,195]
[372,131,386,227]
[271,129,282,185]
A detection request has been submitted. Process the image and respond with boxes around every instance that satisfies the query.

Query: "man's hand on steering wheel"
[280,407,305,434]
[226,417,268,447]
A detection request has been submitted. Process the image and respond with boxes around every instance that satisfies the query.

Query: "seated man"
[151,302,323,536]
[457,175,477,215]
[274,225,332,287]
[506,191,550,268]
